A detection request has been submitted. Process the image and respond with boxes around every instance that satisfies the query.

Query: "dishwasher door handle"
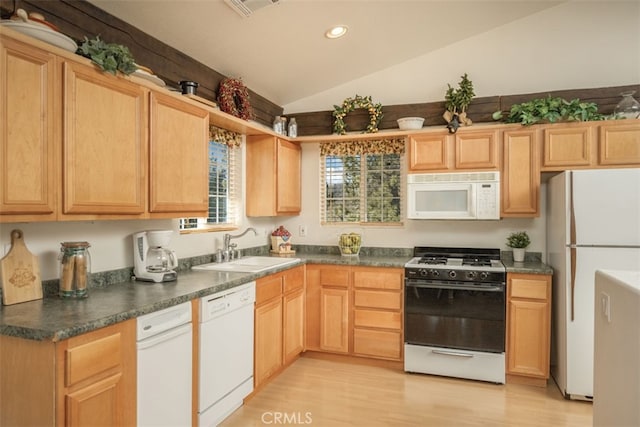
[137,323,192,351]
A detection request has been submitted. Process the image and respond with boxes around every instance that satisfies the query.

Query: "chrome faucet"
[221,227,258,261]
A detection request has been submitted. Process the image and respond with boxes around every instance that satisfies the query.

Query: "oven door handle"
[431,349,474,358]
[405,281,504,292]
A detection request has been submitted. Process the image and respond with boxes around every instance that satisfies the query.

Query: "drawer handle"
[432,349,474,358]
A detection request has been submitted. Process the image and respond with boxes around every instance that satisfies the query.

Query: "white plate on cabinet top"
[1,20,78,53]
[132,69,166,87]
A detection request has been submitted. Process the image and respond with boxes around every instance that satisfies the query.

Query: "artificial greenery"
[443,73,475,133]
[76,36,137,75]
[506,231,531,249]
[445,73,475,114]
[492,96,606,126]
[333,95,383,135]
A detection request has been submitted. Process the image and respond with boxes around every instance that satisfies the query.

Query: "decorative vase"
[614,91,640,119]
[513,248,526,262]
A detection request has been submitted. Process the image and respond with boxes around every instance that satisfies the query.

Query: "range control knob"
[466,271,478,280]
[429,269,440,277]
[418,269,428,277]
[448,270,457,279]
[480,271,489,280]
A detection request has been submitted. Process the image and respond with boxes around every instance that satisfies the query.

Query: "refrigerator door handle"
[570,246,576,321]
[569,171,576,321]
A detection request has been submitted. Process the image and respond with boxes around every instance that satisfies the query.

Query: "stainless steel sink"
[192,256,300,273]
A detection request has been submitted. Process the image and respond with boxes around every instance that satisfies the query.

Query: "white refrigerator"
[546,168,640,400]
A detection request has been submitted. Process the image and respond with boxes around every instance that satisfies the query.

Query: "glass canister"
[614,91,640,119]
[59,241,91,298]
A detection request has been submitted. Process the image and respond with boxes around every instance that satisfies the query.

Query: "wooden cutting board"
[1,229,42,305]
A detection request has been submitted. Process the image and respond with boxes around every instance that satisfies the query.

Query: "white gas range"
[403,247,507,384]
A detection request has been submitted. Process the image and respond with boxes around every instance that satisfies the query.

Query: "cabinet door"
[408,133,451,171]
[149,92,209,215]
[0,36,58,221]
[501,129,540,217]
[305,266,321,351]
[254,298,283,387]
[65,374,123,427]
[507,299,550,378]
[507,274,551,381]
[246,135,301,216]
[454,130,500,170]
[598,121,640,166]
[541,124,594,170]
[276,139,301,214]
[57,320,136,427]
[283,287,304,365]
[62,60,147,216]
[320,287,349,353]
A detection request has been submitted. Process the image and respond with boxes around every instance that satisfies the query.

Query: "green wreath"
[332,95,383,135]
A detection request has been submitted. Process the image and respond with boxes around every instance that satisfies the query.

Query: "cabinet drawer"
[256,275,282,305]
[353,328,401,359]
[283,266,304,293]
[319,268,350,288]
[354,290,401,310]
[65,333,121,387]
[354,309,401,330]
[353,268,402,290]
[510,279,548,300]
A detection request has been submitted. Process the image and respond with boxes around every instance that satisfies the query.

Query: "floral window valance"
[209,125,242,148]
[319,137,406,156]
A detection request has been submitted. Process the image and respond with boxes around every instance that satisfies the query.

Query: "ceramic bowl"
[397,117,425,130]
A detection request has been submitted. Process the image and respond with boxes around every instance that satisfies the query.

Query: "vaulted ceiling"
[87,0,563,107]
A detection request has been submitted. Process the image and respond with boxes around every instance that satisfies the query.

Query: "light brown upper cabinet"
[454,129,500,170]
[148,91,209,217]
[541,123,595,170]
[62,59,147,218]
[598,120,640,166]
[408,129,500,172]
[1,29,210,222]
[246,135,301,216]
[0,35,58,222]
[408,132,450,171]
[501,128,540,217]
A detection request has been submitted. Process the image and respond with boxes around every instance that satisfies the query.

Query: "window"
[320,138,405,224]
[180,127,240,230]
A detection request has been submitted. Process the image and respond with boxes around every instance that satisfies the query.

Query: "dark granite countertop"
[0,251,551,341]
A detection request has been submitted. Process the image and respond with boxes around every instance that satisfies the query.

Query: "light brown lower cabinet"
[254,265,305,388]
[306,264,404,361]
[506,273,552,386]
[0,320,136,426]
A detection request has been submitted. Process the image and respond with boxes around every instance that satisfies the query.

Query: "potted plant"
[443,73,475,133]
[506,231,530,262]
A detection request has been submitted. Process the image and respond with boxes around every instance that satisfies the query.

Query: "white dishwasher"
[137,301,192,427]
[199,282,256,427]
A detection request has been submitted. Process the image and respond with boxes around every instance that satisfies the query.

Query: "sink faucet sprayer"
[219,227,258,262]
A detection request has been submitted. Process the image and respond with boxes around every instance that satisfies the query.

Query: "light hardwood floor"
[222,353,592,427]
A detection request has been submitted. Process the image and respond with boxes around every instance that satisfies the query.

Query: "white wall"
[283,1,640,114]
[275,143,547,257]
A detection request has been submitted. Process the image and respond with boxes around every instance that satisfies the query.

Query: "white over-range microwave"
[407,171,500,220]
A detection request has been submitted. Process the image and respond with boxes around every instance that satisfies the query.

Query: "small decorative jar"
[59,241,91,298]
[614,91,640,119]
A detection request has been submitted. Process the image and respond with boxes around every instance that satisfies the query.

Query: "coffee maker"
[133,230,178,283]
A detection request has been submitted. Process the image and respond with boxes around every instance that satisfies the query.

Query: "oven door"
[404,279,505,353]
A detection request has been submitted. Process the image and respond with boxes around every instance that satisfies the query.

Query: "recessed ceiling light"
[325,25,348,39]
